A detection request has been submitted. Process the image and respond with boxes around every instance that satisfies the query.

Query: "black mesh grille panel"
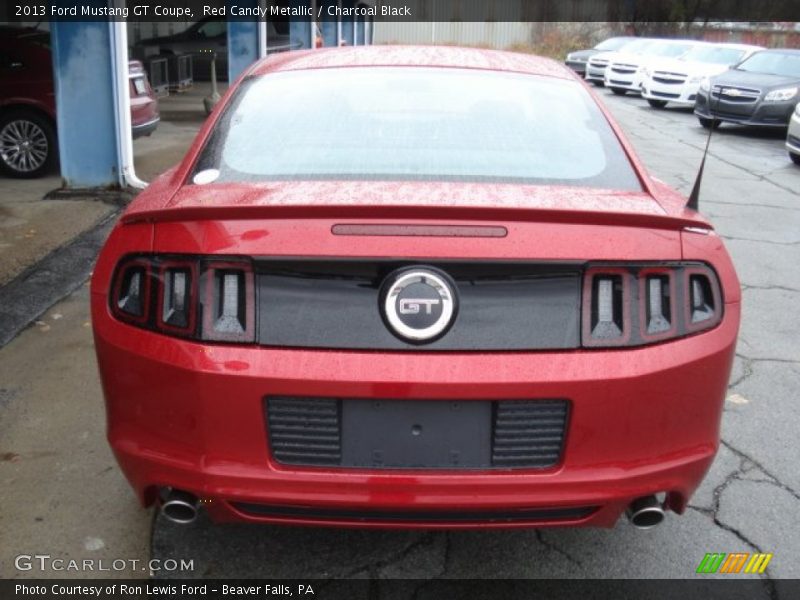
[491,400,569,468]
[266,397,569,470]
[267,397,341,465]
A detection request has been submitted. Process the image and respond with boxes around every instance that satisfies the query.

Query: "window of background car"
[646,41,697,59]
[193,67,642,190]
[736,52,800,77]
[680,45,748,66]
[594,37,632,52]
[617,39,655,55]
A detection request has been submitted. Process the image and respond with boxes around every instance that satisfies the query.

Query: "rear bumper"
[93,295,739,529]
[132,116,160,139]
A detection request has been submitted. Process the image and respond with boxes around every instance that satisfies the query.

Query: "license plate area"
[341,400,492,469]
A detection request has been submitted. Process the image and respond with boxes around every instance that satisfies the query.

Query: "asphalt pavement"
[0,89,798,587]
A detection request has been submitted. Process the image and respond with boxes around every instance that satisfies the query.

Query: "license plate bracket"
[341,399,491,469]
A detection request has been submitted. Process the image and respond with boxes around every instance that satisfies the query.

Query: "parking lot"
[0,84,798,587]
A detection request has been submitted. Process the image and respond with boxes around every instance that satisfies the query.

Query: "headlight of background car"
[699,78,711,92]
[795,102,800,116]
[764,87,798,102]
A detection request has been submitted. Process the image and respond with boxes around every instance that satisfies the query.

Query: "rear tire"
[790,152,800,166]
[0,109,57,178]
[698,117,720,130]
[610,88,627,96]
[647,99,668,109]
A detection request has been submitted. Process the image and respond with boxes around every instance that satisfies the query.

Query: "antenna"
[687,82,721,211]
[686,122,714,211]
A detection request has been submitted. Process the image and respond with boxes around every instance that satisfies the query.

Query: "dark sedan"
[694,49,800,129]
[564,36,637,76]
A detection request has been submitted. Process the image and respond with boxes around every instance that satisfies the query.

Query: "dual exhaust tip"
[161,489,199,524]
[626,495,666,529]
[160,489,666,529]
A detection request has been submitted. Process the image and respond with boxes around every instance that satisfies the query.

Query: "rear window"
[193,66,642,190]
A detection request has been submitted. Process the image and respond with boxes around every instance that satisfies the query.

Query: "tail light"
[202,261,255,342]
[157,260,197,334]
[110,255,255,343]
[582,263,722,347]
[111,256,721,348]
[111,258,151,324]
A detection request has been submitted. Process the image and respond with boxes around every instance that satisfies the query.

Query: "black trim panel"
[231,503,597,523]
[257,260,582,351]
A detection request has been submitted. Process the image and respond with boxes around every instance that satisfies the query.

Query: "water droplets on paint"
[193,169,220,185]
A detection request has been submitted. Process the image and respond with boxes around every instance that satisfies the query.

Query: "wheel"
[790,152,800,166]
[0,109,57,178]
[647,99,668,109]
[591,80,604,87]
[698,117,720,130]
[610,87,627,96]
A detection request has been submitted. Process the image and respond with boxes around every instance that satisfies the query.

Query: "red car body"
[91,47,740,530]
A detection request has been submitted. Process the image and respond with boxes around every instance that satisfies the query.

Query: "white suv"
[604,39,702,96]
[641,43,763,108]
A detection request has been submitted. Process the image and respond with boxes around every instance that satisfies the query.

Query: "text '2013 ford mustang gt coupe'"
[92,46,740,530]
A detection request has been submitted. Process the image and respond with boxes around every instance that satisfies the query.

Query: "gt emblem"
[399,298,441,315]
[380,268,458,343]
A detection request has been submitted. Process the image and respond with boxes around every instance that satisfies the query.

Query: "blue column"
[227,0,260,81]
[320,0,338,48]
[50,19,121,188]
[289,0,312,49]
[341,0,356,46]
[355,12,365,45]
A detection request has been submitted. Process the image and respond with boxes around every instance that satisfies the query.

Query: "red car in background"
[0,26,159,178]
[92,46,739,531]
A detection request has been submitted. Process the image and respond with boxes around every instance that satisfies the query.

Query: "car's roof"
[706,42,764,51]
[248,46,575,80]
[751,48,800,56]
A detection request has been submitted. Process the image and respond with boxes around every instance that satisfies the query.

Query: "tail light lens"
[111,258,151,324]
[157,260,196,334]
[582,263,722,347]
[110,255,255,343]
[201,261,255,342]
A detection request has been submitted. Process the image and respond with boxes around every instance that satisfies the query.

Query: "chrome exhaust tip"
[626,495,665,529]
[161,489,199,524]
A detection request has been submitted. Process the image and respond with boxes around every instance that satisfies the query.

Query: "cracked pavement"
[0,89,797,588]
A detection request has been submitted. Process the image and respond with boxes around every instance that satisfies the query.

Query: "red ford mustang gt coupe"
[92,46,740,530]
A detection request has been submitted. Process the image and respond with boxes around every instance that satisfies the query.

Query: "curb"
[0,210,119,349]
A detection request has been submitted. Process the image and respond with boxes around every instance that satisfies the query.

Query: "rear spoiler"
[122,203,711,232]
